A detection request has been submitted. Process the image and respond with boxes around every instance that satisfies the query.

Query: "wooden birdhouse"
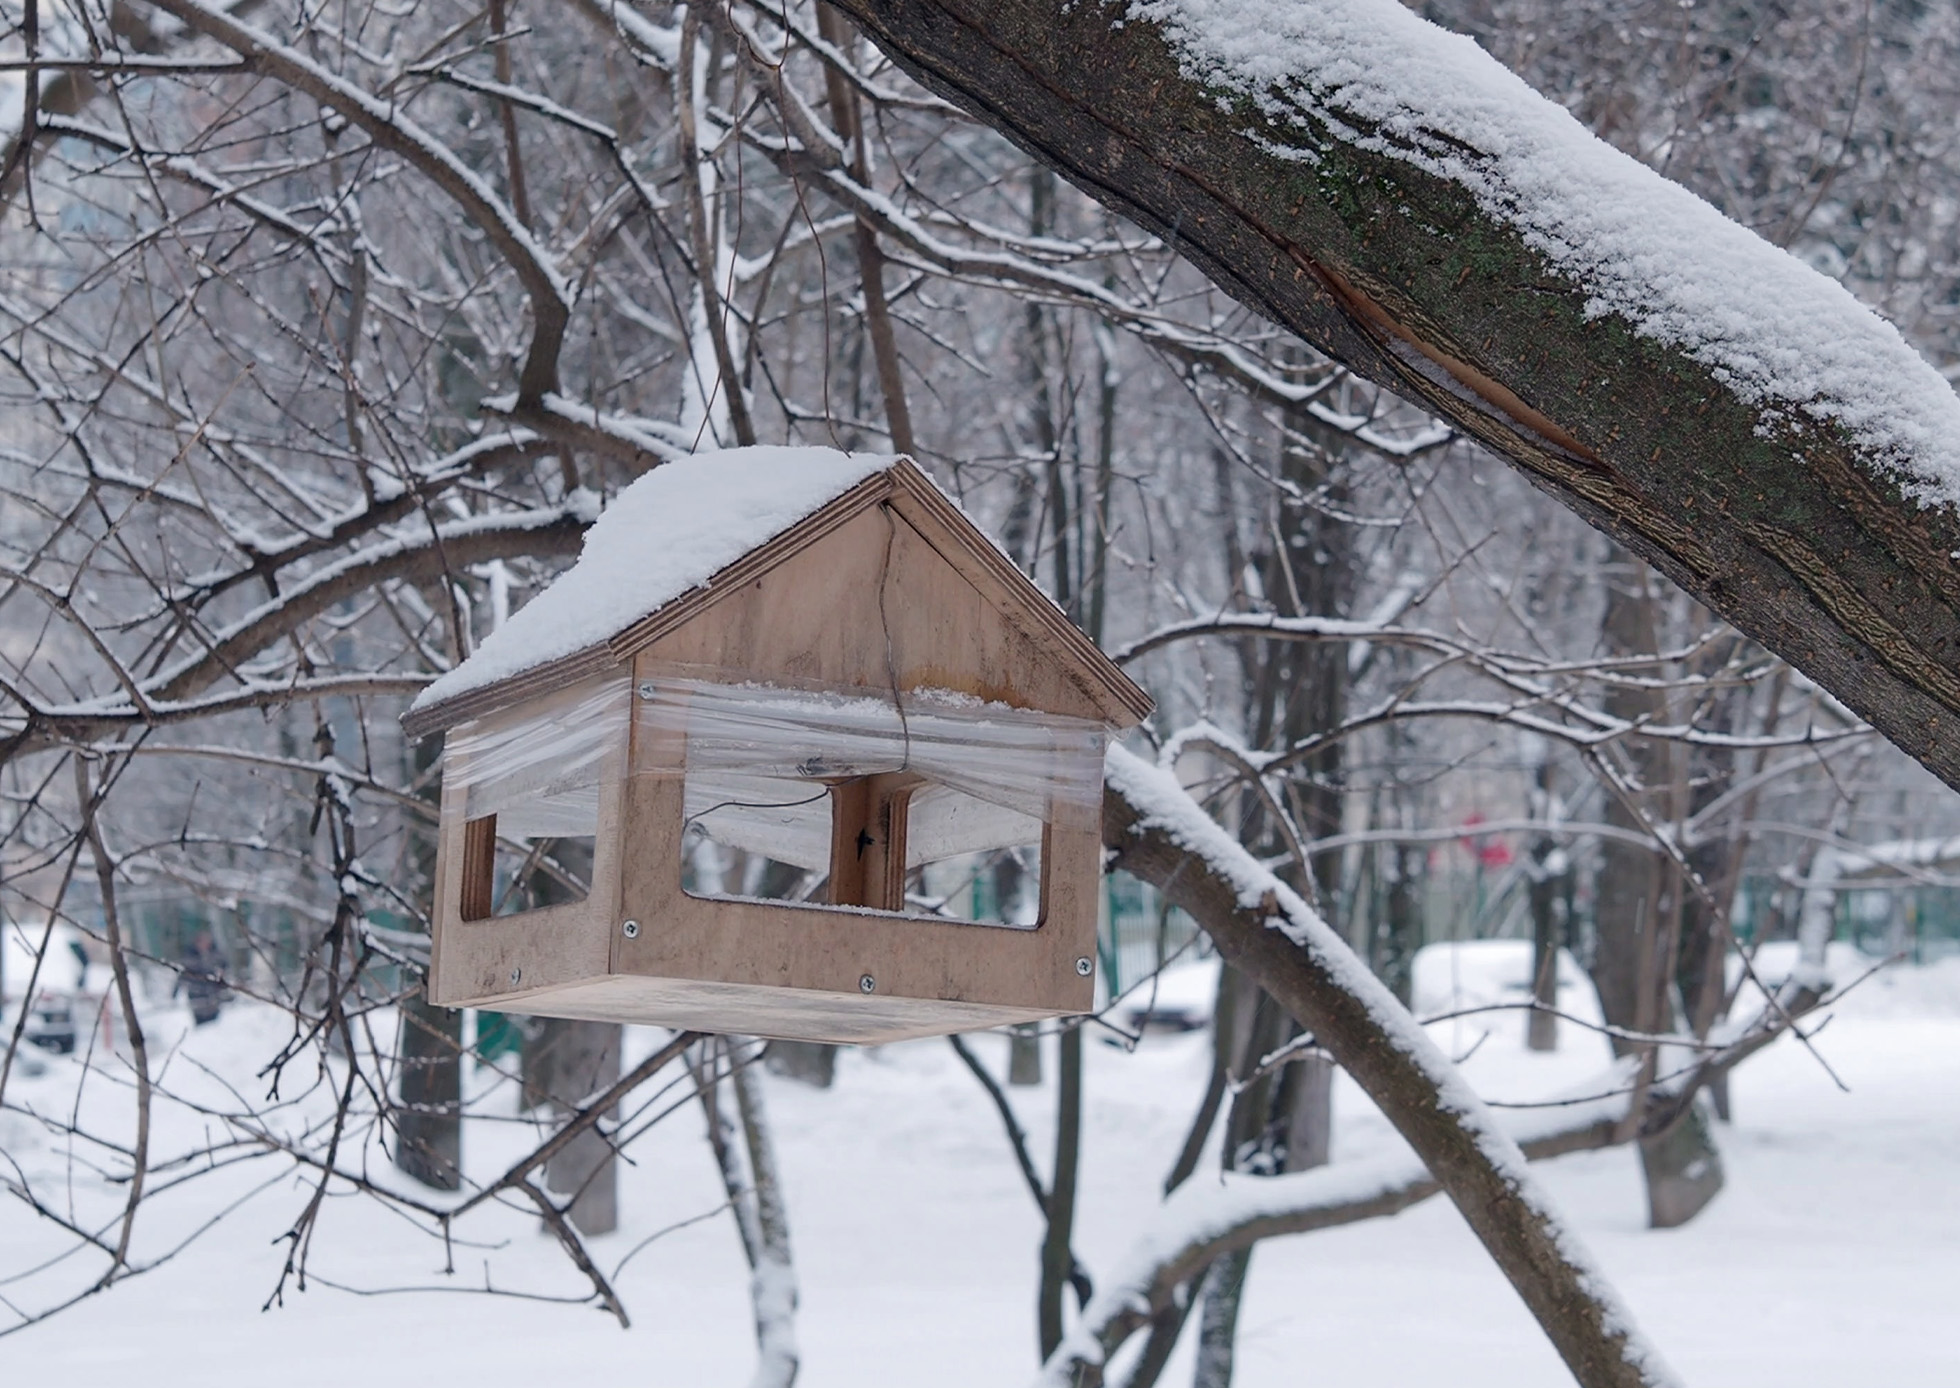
[403,448,1151,1043]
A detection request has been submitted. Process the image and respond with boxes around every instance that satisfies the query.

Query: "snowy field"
[4,943,1957,1387]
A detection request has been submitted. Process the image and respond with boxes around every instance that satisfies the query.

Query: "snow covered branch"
[830,0,1960,795]
[1099,747,1676,1388]
[1042,951,1838,1386]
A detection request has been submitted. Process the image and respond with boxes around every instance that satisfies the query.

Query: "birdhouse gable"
[405,448,1148,737]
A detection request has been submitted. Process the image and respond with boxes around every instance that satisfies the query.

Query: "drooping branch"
[1098,747,1674,1388]
[828,0,1960,795]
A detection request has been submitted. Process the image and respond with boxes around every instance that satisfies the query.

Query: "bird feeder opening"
[637,668,1094,926]
[903,787,1045,927]
[441,678,622,921]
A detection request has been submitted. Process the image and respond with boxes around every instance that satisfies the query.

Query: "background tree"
[2,3,1956,1385]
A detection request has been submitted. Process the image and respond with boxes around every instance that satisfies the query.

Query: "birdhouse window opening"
[492,834,596,916]
[636,667,1102,929]
[677,785,831,904]
[442,677,627,922]
[903,806,1045,927]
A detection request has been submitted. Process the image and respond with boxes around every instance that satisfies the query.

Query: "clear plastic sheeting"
[443,677,628,839]
[437,668,1108,874]
[636,667,1106,875]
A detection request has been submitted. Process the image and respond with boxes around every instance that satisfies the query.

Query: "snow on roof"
[413,447,898,711]
[1134,0,1960,509]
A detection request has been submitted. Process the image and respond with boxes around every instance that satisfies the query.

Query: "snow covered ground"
[4,943,1957,1386]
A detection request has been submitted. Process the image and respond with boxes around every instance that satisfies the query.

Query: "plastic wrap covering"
[443,677,629,839]
[636,668,1106,874]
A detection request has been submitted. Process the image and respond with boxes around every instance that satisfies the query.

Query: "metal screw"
[509,967,523,987]
[1074,957,1094,977]
[859,974,876,994]
[622,919,641,939]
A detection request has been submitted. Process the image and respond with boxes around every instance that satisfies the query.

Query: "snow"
[413,447,898,711]
[6,955,1957,1386]
[1111,953,1220,1031]
[1131,0,1960,509]
[1413,938,1599,1029]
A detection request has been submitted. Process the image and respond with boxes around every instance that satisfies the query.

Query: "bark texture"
[1590,558,1726,1229]
[828,0,1960,796]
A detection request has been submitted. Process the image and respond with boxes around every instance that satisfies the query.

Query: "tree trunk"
[1191,1252,1251,1388]
[1526,863,1562,1053]
[395,989,463,1191]
[1525,757,1566,1053]
[1639,1101,1725,1231]
[1008,1024,1044,1087]
[1037,1023,1083,1359]
[533,1017,622,1236]
[766,1041,838,1088]
[1195,346,1355,1376]
[1282,1053,1336,1172]
[1589,558,1725,1228]
[1193,967,1331,1376]
[828,0,1960,800]
[1374,839,1421,1008]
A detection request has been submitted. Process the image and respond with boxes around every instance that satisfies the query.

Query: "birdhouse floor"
[475,974,1073,1046]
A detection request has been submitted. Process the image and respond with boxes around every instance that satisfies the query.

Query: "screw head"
[1075,956,1094,977]
[622,918,641,939]
[858,974,876,994]
[509,966,523,987]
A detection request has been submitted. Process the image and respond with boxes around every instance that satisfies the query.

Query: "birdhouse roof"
[402,446,1151,738]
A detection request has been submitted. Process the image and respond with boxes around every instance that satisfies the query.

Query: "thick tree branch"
[1099,748,1672,1388]
[828,0,1960,794]
[152,504,590,704]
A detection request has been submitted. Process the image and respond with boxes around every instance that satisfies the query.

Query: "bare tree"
[2,4,1955,1385]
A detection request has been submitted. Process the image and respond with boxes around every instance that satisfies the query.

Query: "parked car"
[23,993,77,1054]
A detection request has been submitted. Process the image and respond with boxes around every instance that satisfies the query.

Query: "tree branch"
[145,0,572,403]
[827,0,1960,797]
[1099,748,1673,1388]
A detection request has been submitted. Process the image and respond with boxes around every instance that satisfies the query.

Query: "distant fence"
[1732,876,1960,961]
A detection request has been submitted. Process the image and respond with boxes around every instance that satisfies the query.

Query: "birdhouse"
[403,448,1151,1043]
